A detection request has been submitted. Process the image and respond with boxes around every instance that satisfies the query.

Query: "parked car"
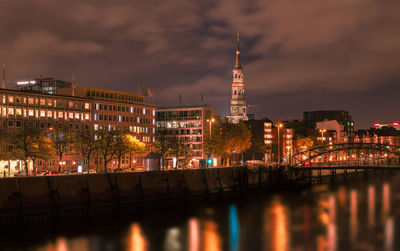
[14,170,33,177]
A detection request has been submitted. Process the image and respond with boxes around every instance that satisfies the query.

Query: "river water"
[2,173,399,251]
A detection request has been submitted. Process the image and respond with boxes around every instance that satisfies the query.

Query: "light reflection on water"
[5,174,400,251]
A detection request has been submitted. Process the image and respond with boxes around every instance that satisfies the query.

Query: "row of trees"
[1,127,146,175]
[154,120,253,168]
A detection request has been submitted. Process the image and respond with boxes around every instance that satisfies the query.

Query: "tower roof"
[234,32,242,69]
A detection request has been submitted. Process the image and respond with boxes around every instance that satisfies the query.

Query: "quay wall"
[0,166,385,224]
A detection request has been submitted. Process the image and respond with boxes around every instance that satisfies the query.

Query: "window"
[40,110,46,117]
[8,108,14,116]
[84,103,90,110]
[58,111,63,119]
[69,101,73,108]
[143,108,146,115]
[28,109,34,116]
[8,96,14,103]
[40,99,45,106]
[69,112,74,119]
[47,100,53,107]
[28,98,34,105]
[75,113,80,119]
[16,108,22,116]
[47,111,52,118]
[85,113,90,120]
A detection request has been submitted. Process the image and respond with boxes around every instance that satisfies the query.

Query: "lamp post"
[206,118,215,167]
[277,123,283,166]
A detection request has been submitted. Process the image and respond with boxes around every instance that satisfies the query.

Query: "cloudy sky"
[1,0,400,128]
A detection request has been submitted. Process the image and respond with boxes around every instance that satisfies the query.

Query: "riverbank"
[0,166,394,226]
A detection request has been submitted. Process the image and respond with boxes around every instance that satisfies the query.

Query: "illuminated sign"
[17,80,36,85]
[393,122,399,127]
[374,123,381,127]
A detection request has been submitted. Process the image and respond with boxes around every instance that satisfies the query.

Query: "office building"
[156,105,214,168]
[16,76,72,95]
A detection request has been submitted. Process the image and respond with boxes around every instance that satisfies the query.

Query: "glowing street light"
[277,123,283,165]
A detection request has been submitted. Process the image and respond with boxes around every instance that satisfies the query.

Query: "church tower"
[227,33,247,124]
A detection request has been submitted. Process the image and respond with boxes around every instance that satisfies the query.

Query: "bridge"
[291,142,400,169]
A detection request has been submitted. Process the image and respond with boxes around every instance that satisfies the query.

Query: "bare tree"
[73,129,97,173]
[95,127,118,173]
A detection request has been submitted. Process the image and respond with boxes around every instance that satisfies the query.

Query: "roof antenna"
[2,64,5,89]
[72,73,76,96]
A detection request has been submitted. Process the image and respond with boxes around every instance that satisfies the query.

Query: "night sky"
[1,0,400,129]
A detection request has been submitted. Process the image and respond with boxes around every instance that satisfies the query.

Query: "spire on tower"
[234,32,242,69]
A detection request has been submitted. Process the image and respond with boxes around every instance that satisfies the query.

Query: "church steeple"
[227,32,247,124]
[234,32,242,69]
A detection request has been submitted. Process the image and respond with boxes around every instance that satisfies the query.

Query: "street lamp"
[319,129,326,146]
[206,118,216,138]
[277,123,283,165]
[206,118,215,167]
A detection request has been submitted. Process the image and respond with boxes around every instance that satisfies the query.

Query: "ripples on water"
[3,173,399,251]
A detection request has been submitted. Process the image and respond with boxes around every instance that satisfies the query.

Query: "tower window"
[234,90,237,95]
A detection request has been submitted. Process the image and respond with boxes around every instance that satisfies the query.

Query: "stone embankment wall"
[0,166,381,225]
[0,167,287,224]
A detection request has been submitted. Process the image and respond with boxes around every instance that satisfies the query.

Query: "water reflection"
[229,205,240,251]
[383,183,390,218]
[265,197,290,251]
[188,218,200,251]
[127,223,147,251]
[368,185,375,227]
[350,189,358,243]
[164,227,181,251]
[202,221,222,251]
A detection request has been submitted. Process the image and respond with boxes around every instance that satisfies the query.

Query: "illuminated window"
[94,124,99,131]
[84,103,90,109]
[23,109,27,117]
[69,101,73,108]
[95,103,99,110]
[118,115,121,122]
[85,114,89,120]
[47,111,52,118]
[94,114,98,120]
[152,110,155,116]
[28,109,34,116]
[137,117,140,123]
[130,107,133,113]
[8,108,14,116]
[143,108,146,115]
[54,100,57,107]
[69,112,74,119]
[53,111,57,119]
[75,113,80,119]
[8,96,14,103]
[47,100,53,107]
[36,110,39,118]
[152,119,155,125]
[40,99,45,106]
[58,111,63,119]
[40,110,46,117]
[16,108,22,116]
[28,98,34,105]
